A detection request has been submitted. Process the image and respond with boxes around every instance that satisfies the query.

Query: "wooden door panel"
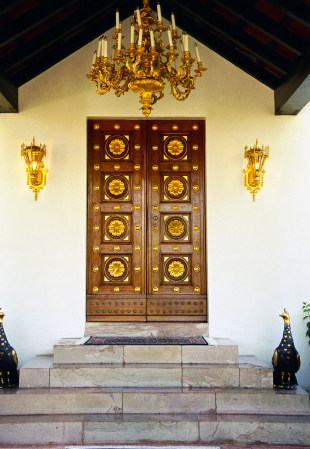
[87,120,146,321]
[146,120,206,321]
[87,119,206,322]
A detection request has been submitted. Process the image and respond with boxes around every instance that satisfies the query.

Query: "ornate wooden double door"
[87,119,206,322]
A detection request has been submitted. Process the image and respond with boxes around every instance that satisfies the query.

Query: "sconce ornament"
[243,139,269,201]
[21,137,48,200]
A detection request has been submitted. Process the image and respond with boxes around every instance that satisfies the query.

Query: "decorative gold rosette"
[167,139,184,156]
[108,260,125,277]
[168,179,185,196]
[168,219,185,237]
[109,139,125,155]
[108,179,125,195]
[168,260,185,278]
[108,219,125,237]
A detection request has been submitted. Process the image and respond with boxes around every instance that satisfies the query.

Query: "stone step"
[0,413,309,446]
[53,337,238,364]
[19,355,272,389]
[1,386,309,416]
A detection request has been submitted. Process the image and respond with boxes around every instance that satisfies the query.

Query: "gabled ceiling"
[0,0,309,114]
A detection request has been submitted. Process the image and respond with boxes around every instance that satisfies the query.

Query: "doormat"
[85,336,208,345]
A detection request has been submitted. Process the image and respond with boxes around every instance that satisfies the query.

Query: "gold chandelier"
[86,0,206,116]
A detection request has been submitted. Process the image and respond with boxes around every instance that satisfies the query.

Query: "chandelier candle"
[86,0,206,116]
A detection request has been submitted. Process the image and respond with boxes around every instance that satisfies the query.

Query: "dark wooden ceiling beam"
[5,1,134,87]
[0,71,18,113]
[158,2,279,89]
[275,51,310,114]
[3,0,126,82]
[0,0,25,16]
[211,0,306,54]
[0,0,78,49]
[265,0,310,27]
[164,0,291,74]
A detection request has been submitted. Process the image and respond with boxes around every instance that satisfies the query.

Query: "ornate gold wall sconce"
[21,137,48,200]
[243,139,269,201]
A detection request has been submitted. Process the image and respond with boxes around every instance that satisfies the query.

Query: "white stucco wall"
[0,19,309,390]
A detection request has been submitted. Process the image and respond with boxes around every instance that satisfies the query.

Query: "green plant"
[302,302,310,346]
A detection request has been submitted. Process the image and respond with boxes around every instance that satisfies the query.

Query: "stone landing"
[0,336,309,446]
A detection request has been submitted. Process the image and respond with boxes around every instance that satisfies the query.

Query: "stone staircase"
[0,326,309,446]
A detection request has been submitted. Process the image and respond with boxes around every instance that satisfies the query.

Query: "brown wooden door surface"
[87,119,206,322]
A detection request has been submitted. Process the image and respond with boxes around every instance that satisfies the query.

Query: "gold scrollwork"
[193,185,199,190]
[135,246,141,251]
[94,164,100,170]
[152,125,158,130]
[94,145,99,150]
[114,287,120,292]
[167,139,184,156]
[114,124,120,130]
[193,205,199,210]
[173,165,179,171]
[153,205,158,210]
[193,144,198,150]
[108,179,125,195]
[94,124,99,130]
[114,245,120,251]
[134,124,140,130]
[194,287,200,292]
[153,185,158,190]
[194,226,199,231]
[153,287,158,292]
[172,124,178,130]
[153,246,159,251]
[168,179,185,196]
[153,225,158,231]
[92,287,99,293]
[135,287,141,292]
[134,266,141,272]
[94,185,99,190]
[93,205,99,211]
[174,287,180,293]
[114,205,120,211]
[135,225,141,231]
[168,260,185,278]
[192,124,198,130]
[173,246,179,252]
[193,164,199,170]
[108,260,125,277]
[152,165,158,171]
[134,204,141,210]
[194,246,199,251]
[110,139,125,156]
[93,246,99,252]
[152,145,158,150]
[173,205,179,210]
[93,225,99,231]
[108,219,125,236]
[114,164,120,170]
[194,266,200,272]
[153,266,159,272]
[134,144,140,150]
[134,164,140,170]
[134,185,141,190]
[93,266,99,272]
